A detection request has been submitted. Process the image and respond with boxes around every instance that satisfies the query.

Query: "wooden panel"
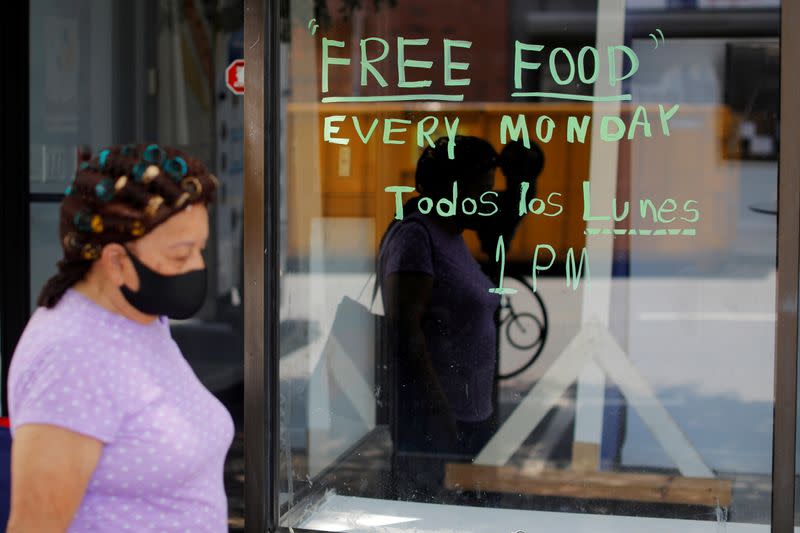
[317,112,374,194]
[322,193,375,218]
[287,110,324,259]
[627,106,735,258]
[445,463,733,507]
[571,441,600,472]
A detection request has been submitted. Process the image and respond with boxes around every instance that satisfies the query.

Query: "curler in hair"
[164,157,188,180]
[90,215,104,233]
[142,165,160,184]
[180,176,203,198]
[73,211,94,232]
[98,149,111,169]
[143,144,166,164]
[144,195,165,218]
[80,243,101,261]
[114,176,128,192]
[132,162,148,183]
[174,192,191,209]
[95,178,115,202]
[63,232,81,252]
[130,220,145,237]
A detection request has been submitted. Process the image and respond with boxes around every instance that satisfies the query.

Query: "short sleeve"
[10,340,128,443]
[381,221,433,278]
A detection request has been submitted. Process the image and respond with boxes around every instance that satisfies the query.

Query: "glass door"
[275,0,781,529]
[245,0,795,531]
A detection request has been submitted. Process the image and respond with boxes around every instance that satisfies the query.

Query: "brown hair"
[38,143,219,308]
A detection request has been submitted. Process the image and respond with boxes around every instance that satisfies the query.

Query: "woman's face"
[123,204,209,290]
[78,203,209,323]
[462,168,496,198]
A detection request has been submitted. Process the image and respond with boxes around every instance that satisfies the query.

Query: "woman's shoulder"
[8,316,140,443]
[12,305,80,356]
[382,216,433,256]
[380,215,436,278]
[9,296,136,393]
[10,314,108,390]
[8,301,150,439]
[14,292,99,352]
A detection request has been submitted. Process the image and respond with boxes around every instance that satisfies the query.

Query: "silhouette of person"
[379,136,544,501]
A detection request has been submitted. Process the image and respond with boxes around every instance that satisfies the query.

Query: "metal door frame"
[771,3,800,531]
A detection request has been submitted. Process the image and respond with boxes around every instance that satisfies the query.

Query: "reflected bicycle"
[496,274,548,380]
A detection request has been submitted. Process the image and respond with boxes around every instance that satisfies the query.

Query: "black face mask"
[120,248,207,320]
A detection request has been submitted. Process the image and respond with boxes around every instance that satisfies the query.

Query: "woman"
[6,144,233,532]
[380,136,543,500]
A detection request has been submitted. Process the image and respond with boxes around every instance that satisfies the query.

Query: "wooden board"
[444,463,732,507]
[571,441,601,472]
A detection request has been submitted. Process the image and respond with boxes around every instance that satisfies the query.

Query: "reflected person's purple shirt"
[8,288,234,532]
[380,211,499,422]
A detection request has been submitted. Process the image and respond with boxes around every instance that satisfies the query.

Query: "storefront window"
[277,0,780,530]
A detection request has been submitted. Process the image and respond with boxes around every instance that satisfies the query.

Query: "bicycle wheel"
[505,312,544,351]
[496,275,549,380]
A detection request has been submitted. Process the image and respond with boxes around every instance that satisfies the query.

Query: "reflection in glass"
[379,136,543,502]
[279,0,779,530]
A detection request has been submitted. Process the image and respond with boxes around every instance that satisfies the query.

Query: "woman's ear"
[98,243,128,286]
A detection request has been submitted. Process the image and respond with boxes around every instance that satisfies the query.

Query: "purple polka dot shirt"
[8,288,235,532]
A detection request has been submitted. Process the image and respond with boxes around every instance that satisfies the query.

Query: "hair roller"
[114,176,128,192]
[90,215,104,233]
[174,192,191,209]
[98,149,111,169]
[62,231,81,253]
[144,195,165,218]
[121,144,138,157]
[95,178,115,202]
[130,220,146,237]
[180,176,203,198]
[163,157,188,181]
[143,144,166,164]
[132,162,148,183]
[80,243,102,261]
[73,210,94,232]
[142,165,161,185]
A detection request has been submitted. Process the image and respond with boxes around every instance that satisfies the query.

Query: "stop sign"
[225,59,245,95]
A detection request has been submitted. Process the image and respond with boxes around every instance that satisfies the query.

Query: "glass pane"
[28,0,245,529]
[30,202,61,312]
[278,0,780,530]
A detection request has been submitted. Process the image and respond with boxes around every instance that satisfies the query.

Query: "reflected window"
[277,0,780,530]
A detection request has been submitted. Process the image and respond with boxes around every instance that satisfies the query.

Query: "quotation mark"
[649,28,665,49]
[307,18,319,35]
